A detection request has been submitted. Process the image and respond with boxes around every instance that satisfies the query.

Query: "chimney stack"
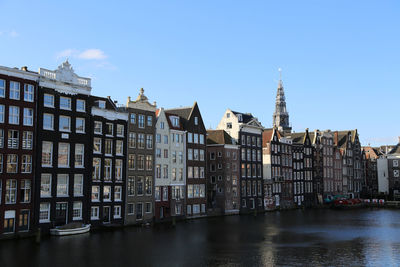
[21,66,28,71]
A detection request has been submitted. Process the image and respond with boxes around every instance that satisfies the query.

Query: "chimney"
[398,136,400,143]
[21,66,28,71]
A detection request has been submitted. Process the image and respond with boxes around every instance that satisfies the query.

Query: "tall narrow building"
[272,77,291,133]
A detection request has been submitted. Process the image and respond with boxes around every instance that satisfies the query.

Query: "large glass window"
[74,174,83,196]
[23,108,33,126]
[40,174,51,197]
[7,154,18,173]
[76,99,85,112]
[42,141,53,166]
[24,84,34,102]
[57,174,69,196]
[9,106,19,125]
[75,144,84,167]
[21,155,32,173]
[138,115,145,128]
[9,81,20,100]
[58,143,70,167]
[60,97,71,110]
[59,116,71,132]
[44,94,54,107]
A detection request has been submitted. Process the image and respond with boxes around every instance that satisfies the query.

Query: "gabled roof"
[165,112,184,130]
[207,130,236,145]
[363,146,380,159]
[262,128,282,147]
[165,106,193,120]
[286,132,307,145]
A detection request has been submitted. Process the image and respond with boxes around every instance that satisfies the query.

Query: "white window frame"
[0,104,4,123]
[43,113,54,130]
[43,94,54,107]
[24,84,34,102]
[59,115,71,132]
[40,174,52,198]
[39,203,50,223]
[56,174,69,197]
[76,99,86,112]
[9,81,20,100]
[74,144,84,168]
[72,202,82,220]
[74,174,83,196]
[91,206,99,220]
[23,108,33,126]
[58,143,70,168]
[60,96,72,110]
[0,79,5,98]
[76,118,85,133]
[9,106,19,125]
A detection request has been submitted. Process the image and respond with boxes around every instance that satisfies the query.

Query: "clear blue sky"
[1,0,399,146]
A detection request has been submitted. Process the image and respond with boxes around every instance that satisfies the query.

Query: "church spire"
[272,68,291,133]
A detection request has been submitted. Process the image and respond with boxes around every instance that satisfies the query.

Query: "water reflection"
[1,209,400,267]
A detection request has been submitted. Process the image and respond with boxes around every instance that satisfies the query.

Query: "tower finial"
[278,67,282,81]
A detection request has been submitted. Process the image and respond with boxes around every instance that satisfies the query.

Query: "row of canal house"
[0,60,371,237]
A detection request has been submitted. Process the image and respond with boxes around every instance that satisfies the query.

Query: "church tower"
[272,70,291,133]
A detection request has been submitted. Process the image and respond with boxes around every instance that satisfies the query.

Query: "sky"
[0,0,399,147]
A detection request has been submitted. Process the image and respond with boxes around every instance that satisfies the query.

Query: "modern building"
[123,89,157,225]
[0,66,37,236]
[206,130,240,215]
[167,102,207,217]
[35,61,92,232]
[217,109,264,213]
[154,108,186,221]
[89,96,128,227]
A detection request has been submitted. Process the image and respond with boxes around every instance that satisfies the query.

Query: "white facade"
[216,109,241,141]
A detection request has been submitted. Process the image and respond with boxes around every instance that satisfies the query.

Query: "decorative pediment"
[247,118,263,128]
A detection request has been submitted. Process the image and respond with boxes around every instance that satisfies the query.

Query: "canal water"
[1,209,400,267]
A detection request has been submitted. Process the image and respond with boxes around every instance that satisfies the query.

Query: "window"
[59,116,71,132]
[138,115,145,128]
[115,160,123,181]
[23,84,34,102]
[160,122,164,129]
[156,149,161,158]
[5,179,17,203]
[147,116,152,126]
[0,105,4,123]
[8,130,19,149]
[97,100,106,109]
[76,118,85,133]
[91,207,99,219]
[200,167,205,178]
[60,97,71,110]
[145,176,152,195]
[58,143,70,167]
[76,99,85,112]
[146,155,153,170]
[7,154,18,173]
[106,123,113,135]
[163,135,168,144]
[128,154,135,169]
[73,202,82,220]
[75,144,84,167]
[22,131,33,149]
[194,134,199,144]
[114,206,122,218]
[39,203,50,222]
[145,202,152,213]
[0,154,3,173]
[156,134,161,143]
[200,134,204,144]
[188,133,193,143]
[19,179,31,203]
[137,155,145,170]
[40,174,51,197]
[104,159,112,181]
[130,113,136,124]
[155,187,161,201]
[105,139,113,155]
[114,186,122,201]
[172,117,179,127]
[188,167,193,178]
[127,177,135,196]
[188,149,193,160]
[136,203,143,220]
[146,135,153,149]
[194,149,199,160]
[44,94,54,107]
[94,121,102,134]
[200,150,205,161]
[163,165,168,179]
[23,108,33,126]
[93,138,101,153]
[21,155,32,173]
[9,106,19,124]
[194,116,198,125]
[74,174,83,196]
[103,186,111,201]
[116,140,123,155]
[57,174,69,196]
[137,177,143,195]
[43,113,54,130]
[394,160,399,167]
[91,186,100,201]
[117,124,124,136]
[138,134,145,149]
[164,149,168,158]
[127,203,134,215]
[42,141,53,166]
[93,158,101,180]
[9,81,20,100]
[0,79,5,97]
[129,132,136,148]
[227,122,232,129]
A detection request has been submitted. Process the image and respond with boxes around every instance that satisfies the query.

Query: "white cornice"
[92,107,128,121]
[0,66,38,81]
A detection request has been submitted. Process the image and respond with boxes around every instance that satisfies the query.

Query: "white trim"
[0,66,38,81]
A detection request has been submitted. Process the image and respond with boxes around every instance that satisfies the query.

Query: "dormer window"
[172,117,179,127]
[237,114,242,122]
[226,113,230,118]
[194,117,198,125]
[97,100,106,109]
